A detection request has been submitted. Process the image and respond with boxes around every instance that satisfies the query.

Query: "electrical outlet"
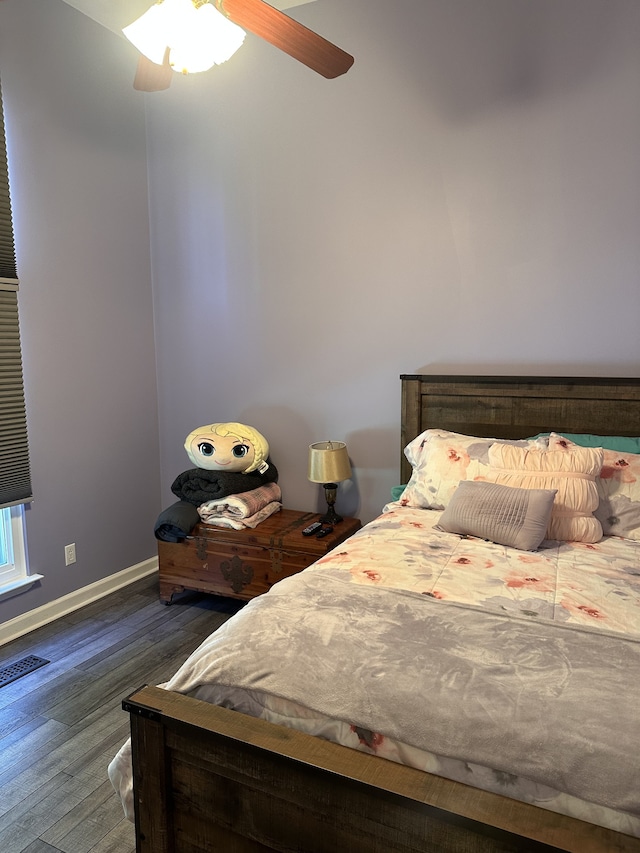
[64,543,76,566]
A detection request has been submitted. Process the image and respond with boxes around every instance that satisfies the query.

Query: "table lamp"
[308,441,352,524]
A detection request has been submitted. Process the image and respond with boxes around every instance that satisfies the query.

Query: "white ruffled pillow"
[485,443,603,543]
[549,433,640,541]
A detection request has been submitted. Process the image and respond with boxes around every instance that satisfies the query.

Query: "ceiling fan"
[125,0,354,92]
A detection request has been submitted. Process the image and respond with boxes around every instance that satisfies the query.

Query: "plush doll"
[183,422,270,474]
[171,422,278,506]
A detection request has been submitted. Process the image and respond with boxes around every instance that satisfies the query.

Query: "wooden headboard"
[400,374,640,484]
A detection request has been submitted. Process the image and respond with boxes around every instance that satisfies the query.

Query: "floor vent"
[0,655,50,688]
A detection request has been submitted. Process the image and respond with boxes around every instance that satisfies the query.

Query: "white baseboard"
[0,557,159,647]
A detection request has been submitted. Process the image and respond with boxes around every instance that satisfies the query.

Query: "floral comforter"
[109,505,640,836]
[335,503,640,635]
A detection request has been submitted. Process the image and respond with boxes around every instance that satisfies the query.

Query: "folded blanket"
[198,482,282,521]
[171,459,278,506]
[200,501,282,530]
[154,500,201,542]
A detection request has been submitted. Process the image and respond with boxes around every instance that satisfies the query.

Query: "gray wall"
[0,0,160,622]
[146,0,640,523]
[0,0,638,625]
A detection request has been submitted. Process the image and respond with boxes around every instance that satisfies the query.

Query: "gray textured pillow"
[437,480,557,551]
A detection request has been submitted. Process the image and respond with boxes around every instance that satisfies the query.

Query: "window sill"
[0,574,44,602]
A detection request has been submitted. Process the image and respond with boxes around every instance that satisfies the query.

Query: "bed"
[110,374,640,853]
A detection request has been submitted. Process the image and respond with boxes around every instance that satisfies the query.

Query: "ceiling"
[60,0,316,37]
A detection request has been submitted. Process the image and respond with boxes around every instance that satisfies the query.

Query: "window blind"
[0,78,32,508]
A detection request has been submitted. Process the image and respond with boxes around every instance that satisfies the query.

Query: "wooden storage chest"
[158,508,361,604]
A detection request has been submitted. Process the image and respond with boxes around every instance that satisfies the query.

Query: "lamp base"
[320,482,343,525]
[319,506,343,525]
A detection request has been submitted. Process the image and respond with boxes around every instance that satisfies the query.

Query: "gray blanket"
[165,566,640,817]
[154,499,200,541]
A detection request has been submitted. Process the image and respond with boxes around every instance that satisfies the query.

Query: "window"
[0,77,36,597]
[0,505,29,591]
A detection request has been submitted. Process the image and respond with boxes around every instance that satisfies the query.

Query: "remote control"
[302,521,323,536]
[316,526,334,539]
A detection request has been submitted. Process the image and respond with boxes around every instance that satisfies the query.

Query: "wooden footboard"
[124,685,640,853]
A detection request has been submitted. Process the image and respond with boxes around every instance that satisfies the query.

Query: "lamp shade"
[170,3,245,72]
[123,1,172,66]
[308,442,352,485]
[123,0,245,74]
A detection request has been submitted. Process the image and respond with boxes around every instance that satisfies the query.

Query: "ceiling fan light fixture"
[123,1,172,66]
[171,3,246,73]
[123,0,245,75]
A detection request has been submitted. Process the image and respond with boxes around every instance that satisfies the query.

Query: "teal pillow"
[531,433,640,454]
[391,484,406,500]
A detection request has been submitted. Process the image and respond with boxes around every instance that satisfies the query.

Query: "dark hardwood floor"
[0,574,243,852]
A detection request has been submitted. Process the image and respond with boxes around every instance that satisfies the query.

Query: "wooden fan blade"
[133,48,173,92]
[217,0,354,79]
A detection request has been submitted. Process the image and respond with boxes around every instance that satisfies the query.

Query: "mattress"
[109,504,640,836]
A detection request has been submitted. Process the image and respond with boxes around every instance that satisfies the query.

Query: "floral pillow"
[549,433,640,541]
[401,430,544,511]
[486,442,603,543]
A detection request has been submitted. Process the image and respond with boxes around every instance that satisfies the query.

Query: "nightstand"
[158,508,362,604]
